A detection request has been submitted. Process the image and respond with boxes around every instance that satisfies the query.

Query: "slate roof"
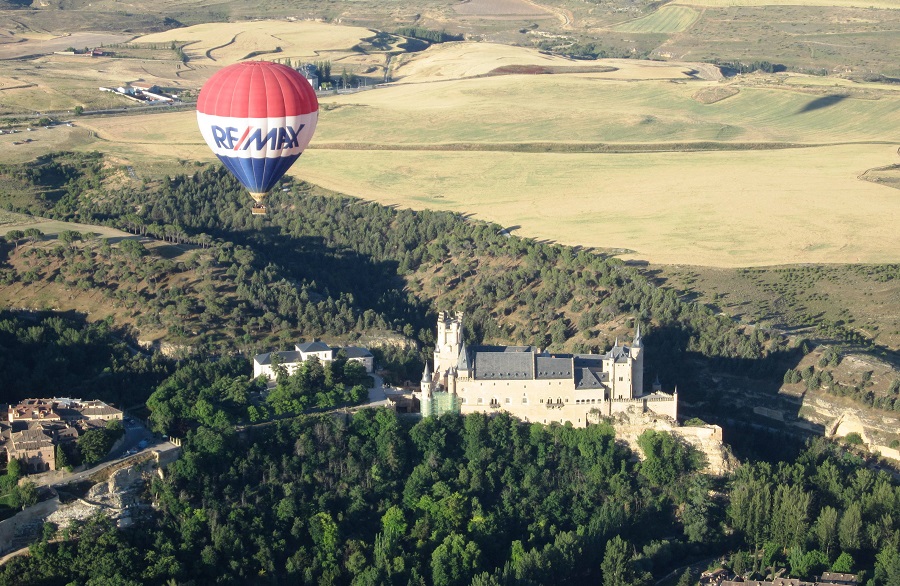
[575,367,606,389]
[342,346,372,359]
[254,350,303,366]
[535,356,572,379]
[472,346,535,380]
[457,344,472,372]
[296,341,331,353]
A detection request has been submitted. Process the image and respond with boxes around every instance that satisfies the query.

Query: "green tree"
[74,105,84,115]
[831,552,854,573]
[431,533,481,586]
[602,535,635,586]
[838,503,863,552]
[55,444,70,470]
[23,228,43,247]
[814,506,839,556]
[6,229,24,249]
[874,545,900,586]
[18,481,38,510]
[78,428,114,464]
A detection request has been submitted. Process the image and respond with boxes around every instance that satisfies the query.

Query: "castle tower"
[630,322,644,397]
[420,362,433,417]
[434,311,464,382]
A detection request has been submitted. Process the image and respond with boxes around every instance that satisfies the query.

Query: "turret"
[630,322,644,397]
[420,362,433,418]
[421,362,432,394]
[434,311,464,379]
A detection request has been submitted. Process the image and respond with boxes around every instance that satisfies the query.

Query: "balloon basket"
[251,205,268,216]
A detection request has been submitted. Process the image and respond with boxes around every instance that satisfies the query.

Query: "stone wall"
[0,495,59,555]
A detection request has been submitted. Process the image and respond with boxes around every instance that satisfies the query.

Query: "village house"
[2,398,122,473]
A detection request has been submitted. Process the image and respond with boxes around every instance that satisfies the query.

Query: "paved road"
[27,435,178,490]
[368,374,388,406]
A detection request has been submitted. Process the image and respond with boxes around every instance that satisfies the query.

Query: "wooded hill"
[0,152,896,429]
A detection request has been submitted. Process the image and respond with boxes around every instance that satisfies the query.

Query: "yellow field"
[295,145,900,267]
[134,21,376,66]
[673,0,899,7]
[390,43,577,82]
[26,38,900,267]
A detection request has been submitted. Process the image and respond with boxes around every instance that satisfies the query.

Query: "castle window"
[619,377,623,381]
[505,397,511,404]
[461,398,467,404]
[477,398,483,404]
[522,397,528,404]
[540,399,543,403]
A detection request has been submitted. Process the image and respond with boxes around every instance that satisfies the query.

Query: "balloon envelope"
[197,61,318,202]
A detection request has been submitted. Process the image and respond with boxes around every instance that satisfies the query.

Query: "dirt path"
[522,0,573,28]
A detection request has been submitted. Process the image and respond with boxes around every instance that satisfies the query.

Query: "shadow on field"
[797,94,848,113]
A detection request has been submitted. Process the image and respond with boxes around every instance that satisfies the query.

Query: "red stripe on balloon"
[197,61,318,118]
[234,126,251,151]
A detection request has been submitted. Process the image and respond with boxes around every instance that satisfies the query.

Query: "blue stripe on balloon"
[216,154,301,194]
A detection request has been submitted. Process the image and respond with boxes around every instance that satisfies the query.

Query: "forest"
[0,310,171,408]
[0,411,897,585]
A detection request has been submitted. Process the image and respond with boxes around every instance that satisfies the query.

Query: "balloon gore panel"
[216,153,301,195]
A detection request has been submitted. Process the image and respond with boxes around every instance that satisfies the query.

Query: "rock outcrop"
[597,407,738,476]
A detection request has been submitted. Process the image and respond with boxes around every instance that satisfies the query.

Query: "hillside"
[2,151,899,462]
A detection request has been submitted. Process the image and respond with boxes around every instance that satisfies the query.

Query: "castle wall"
[455,376,676,427]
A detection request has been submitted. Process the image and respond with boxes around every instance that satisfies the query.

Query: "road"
[25,420,176,490]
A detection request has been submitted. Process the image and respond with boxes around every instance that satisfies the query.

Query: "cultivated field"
[453,0,557,18]
[0,32,132,60]
[389,43,711,83]
[134,21,377,67]
[315,71,900,145]
[613,6,701,33]
[295,144,900,267]
[674,0,900,8]
[656,5,900,77]
[7,38,899,267]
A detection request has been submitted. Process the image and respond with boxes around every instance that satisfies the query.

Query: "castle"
[419,312,677,426]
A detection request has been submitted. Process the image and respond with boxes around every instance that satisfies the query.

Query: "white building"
[253,342,374,381]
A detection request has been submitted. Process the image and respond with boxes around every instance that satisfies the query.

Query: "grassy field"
[389,44,713,83]
[613,6,701,33]
[0,212,134,240]
[657,5,900,77]
[313,73,900,145]
[653,263,900,351]
[452,0,557,18]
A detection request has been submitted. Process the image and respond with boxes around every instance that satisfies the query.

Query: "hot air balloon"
[197,61,318,215]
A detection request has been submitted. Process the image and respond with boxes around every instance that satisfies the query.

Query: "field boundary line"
[311,140,897,154]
